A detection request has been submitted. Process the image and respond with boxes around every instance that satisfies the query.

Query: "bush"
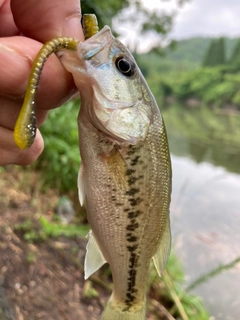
[34,99,80,192]
[173,67,223,101]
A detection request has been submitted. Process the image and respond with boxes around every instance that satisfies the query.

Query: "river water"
[164,107,240,320]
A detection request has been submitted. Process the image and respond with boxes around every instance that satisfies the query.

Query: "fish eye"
[115,56,135,77]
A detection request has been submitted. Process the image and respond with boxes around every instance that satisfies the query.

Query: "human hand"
[0,0,84,165]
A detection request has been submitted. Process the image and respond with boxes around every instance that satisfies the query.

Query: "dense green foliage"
[170,66,240,106]
[35,99,80,192]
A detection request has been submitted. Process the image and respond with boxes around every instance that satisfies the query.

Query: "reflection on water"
[164,106,240,320]
[170,134,240,175]
[163,105,240,175]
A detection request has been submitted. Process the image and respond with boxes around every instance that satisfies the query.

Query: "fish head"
[60,26,153,145]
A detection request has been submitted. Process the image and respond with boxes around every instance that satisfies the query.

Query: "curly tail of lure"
[82,14,99,39]
[14,14,99,150]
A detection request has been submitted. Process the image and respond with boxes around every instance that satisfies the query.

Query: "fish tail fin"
[101,296,145,320]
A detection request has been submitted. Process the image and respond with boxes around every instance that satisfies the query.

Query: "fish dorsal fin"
[152,217,171,276]
[78,163,86,206]
[84,230,107,279]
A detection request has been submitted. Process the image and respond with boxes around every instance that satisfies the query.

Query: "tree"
[202,37,226,67]
[217,37,226,65]
[229,39,240,67]
[202,40,216,66]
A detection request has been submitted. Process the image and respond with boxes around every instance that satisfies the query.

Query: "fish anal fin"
[84,231,107,280]
[153,217,171,276]
[78,163,86,206]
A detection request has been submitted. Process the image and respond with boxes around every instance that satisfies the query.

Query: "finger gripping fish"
[14,14,172,320]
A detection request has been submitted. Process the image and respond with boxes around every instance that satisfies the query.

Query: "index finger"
[11,0,84,42]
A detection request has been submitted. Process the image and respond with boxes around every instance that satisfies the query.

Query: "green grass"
[148,254,210,319]
[14,216,89,242]
[187,256,240,292]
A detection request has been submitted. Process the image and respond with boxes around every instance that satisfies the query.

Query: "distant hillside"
[164,37,240,65]
[136,37,240,77]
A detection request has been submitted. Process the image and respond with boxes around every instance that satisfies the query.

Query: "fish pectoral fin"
[78,163,86,206]
[152,217,171,276]
[84,230,107,280]
[103,148,128,190]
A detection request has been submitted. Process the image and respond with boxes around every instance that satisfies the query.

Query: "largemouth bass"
[58,26,172,319]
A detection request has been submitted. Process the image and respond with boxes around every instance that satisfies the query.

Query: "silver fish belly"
[58,25,172,320]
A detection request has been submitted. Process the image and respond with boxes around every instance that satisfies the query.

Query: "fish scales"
[58,25,172,320]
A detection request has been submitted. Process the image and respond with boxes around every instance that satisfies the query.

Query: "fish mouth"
[79,26,113,61]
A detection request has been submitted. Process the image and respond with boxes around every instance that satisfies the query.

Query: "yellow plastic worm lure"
[82,13,99,40]
[14,14,99,150]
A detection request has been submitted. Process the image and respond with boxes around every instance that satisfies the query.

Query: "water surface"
[164,106,240,319]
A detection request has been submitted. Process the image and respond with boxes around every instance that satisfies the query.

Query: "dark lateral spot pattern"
[129,252,137,268]
[126,222,138,231]
[126,187,140,196]
[124,251,139,307]
[127,244,138,252]
[127,146,137,156]
[126,234,138,242]
[127,176,137,186]
[130,155,140,166]
[123,146,145,308]
[129,197,142,207]
[126,168,135,176]
[128,210,141,219]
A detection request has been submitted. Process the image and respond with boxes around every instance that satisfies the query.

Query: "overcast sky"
[168,0,240,39]
[116,0,240,52]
